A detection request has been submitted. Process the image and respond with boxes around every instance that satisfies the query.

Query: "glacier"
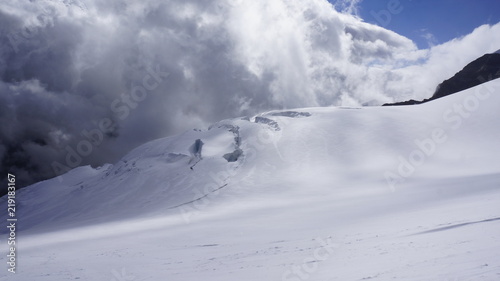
[1,79,500,280]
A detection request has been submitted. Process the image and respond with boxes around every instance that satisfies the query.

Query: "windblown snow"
[1,80,500,280]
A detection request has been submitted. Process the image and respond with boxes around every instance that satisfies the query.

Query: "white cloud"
[332,0,363,16]
[392,23,500,100]
[420,28,438,47]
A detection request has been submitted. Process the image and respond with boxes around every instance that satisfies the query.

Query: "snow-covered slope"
[2,80,500,280]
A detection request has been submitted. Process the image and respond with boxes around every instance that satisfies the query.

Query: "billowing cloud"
[0,0,499,192]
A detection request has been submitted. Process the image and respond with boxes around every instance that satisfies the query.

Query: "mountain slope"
[384,51,500,106]
[2,80,500,280]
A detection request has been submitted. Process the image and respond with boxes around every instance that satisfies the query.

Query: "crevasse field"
[2,80,500,281]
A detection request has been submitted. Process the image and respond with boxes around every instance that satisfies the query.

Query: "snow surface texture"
[2,81,500,280]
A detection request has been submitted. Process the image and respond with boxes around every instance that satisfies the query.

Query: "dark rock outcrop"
[384,52,500,106]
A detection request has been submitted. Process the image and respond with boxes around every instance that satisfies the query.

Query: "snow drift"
[1,79,500,280]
